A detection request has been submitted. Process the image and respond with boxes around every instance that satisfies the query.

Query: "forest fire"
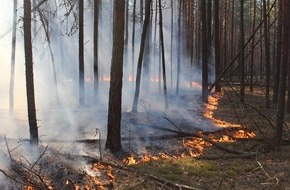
[123,153,170,165]
[122,91,256,166]
[102,76,111,82]
[123,128,256,166]
[128,76,135,82]
[185,81,203,89]
[20,161,115,189]
[204,93,241,128]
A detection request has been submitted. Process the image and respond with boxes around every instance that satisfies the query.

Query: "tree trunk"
[170,0,173,89]
[201,0,208,103]
[176,1,181,95]
[239,0,245,103]
[131,0,137,81]
[79,0,85,107]
[262,0,271,108]
[106,0,125,152]
[250,0,257,92]
[140,0,143,21]
[259,1,263,80]
[214,0,221,92]
[207,0,212,46]
[158,0,168,109]
[132,0,152,112]
[94,0,99,104]
[9,0,17,116]
[124,0,129,85]
[24,0,39,143]
[273,0,282,104]
[275,0,289,148]
[222,0,228,80]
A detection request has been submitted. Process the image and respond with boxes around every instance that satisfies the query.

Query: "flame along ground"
[123,91,256,165]
[23,162,115,190]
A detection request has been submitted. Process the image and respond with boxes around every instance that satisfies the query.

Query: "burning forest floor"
[1,87,290,189]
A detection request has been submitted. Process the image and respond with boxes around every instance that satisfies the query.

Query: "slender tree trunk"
[239,0,245,103]
[132,0,152,112]
[106,0,125,152]
[259,1,263,80]
[142,9,151,91]
[273,0,282,104]
[250,0,257,92]
[79,0,85,106]
[24,0,38,143]
[140,0,143,21]
[275,0,289,148]
[124,0,129,85]
[207,0,212,46]
[262,0,271,108]
[170,0,173,89]
[223,0,228,80]
[201,0,208,103]
[9,0,17,116]
[214,0,221,92]
[131,0,137,81]
[125,0,129,45]
[176,1,181,95]
[273,0,282,103]
[158,0,168,109]
[229,0,235,81]
[189,0,195,88]
[153,0,158,86]
[94,0,99,104]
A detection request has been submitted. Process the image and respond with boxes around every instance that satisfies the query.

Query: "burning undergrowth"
[0,143,114,189]
[121,91,256,166]
[0,90,258,189]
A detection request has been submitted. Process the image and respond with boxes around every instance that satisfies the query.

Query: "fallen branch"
[163,117,252,155]
[163,114,182,132]
[255,154,279,185]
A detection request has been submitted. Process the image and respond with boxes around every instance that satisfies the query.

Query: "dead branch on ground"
[164,117,254,155]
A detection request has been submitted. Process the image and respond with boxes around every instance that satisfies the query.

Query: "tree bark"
[131,0,137,81]
[176,1,181,95]
[239,0,245,103]
[275,0,289,148]
[94,0,99,104]
[158,0,168,109]
[170,0,173,89]
[273,0,282,104]
[214,0,221,92]
[262,0,271,108]
[132,0,152,112]
[250,0,257,92]
[106,0,125,152]
[201,0,208,103]
[24,0,39,143]
[79,0,85,107]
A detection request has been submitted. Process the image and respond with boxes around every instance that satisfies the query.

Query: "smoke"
[0,0,219,168]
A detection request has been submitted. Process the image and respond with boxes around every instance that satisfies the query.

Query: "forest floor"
[104,86,290,190]
[1,86,290,189]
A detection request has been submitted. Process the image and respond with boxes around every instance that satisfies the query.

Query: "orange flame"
[122,92,255,166]
[204,93,241,128]
[185,81,202,89]
[102,76,110,82]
